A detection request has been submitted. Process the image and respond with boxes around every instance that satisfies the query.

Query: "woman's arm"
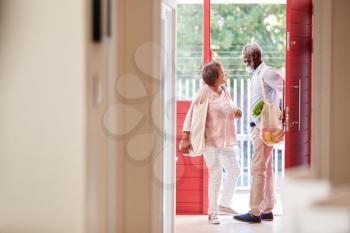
[223,85,242,119]
[179,87,207,153]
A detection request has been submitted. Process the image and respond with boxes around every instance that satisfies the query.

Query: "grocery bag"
[184,97,209,157]
[259,75,284,146]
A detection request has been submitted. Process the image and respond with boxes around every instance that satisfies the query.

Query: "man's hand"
[233,108,242,119]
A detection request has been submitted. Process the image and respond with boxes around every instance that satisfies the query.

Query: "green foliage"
[210,4,286,51]
[177,4,286,82]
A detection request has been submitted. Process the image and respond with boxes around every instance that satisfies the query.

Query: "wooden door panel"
[287,118,311,131]
[288,143,309,155]
[289,37,312,51]
[176,190,203,203]
[287,105,310,118]
[290,0,312,11]
[285,0,312,168]
[176,164,203,178]
[289,104,311,117]
[289,51,311,64]
[288,148,309,158]
[176,100,207,214]
[176,126,183,139]
[290,24,312,37]
[176,178,203,190]
[287,84,311,94]
[287,79,311,93]
[287,64,311,77]
[176,113,187,125]
[286,156,309,167]
[176,203,202,214]
[286,90,311,106]
[288,150,309,160]
[286,77,311,87]
[177,101,191,113]
[290,10,312,24]
[286,130,310,142]
[287,100,310,112]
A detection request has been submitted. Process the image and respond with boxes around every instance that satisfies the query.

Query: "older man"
[233,43,284,223]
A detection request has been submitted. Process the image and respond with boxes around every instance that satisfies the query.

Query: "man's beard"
[245,62,255,73]
[245,65,254,73]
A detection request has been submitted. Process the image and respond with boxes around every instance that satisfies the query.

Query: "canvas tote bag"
[183,96,209,157]
[259,74,284,146]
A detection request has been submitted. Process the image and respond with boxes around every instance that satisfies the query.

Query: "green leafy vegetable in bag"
[252,100,264,117]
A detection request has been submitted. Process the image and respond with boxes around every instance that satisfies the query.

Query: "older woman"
[179,61,242,224]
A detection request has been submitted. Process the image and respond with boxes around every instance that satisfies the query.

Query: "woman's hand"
[179,132,192,154]
[233,108,242,119]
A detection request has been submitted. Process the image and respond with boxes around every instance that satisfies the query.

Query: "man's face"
[242,52,255,73]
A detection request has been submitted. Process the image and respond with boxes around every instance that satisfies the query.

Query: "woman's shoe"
[208,213,220,224]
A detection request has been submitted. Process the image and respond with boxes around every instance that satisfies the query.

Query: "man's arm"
[264,68,284,92]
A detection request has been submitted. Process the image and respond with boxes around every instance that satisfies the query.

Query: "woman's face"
[214,67,226,88]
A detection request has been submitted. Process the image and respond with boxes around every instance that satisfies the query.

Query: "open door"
[175,0,209,215]
[285,0,312,168]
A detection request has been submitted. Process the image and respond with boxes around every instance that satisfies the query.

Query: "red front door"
[285,0,313,168]
[176,0,211,215]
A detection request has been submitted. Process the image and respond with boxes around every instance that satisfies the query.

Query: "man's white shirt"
[250,62,284,128]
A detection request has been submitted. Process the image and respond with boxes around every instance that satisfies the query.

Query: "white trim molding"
[312,0,332,180]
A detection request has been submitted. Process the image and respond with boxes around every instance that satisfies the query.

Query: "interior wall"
[0,0,164,232]
[312,0,350,185]
[0,0,86,232]
[312,0,332,180]
[330,0,350,185]
[114,0,162,232]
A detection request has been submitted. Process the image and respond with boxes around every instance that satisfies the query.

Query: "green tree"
[177,4,286,84]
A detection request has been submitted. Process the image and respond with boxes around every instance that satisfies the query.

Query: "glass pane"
[176,3,204,100]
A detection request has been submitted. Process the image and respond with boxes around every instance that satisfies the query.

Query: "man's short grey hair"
[242,43,262,58]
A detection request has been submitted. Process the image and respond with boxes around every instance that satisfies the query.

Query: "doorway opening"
[174,0,286,230]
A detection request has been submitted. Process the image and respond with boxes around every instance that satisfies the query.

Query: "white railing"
[177,78,285,190]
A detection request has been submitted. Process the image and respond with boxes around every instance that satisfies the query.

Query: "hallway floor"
[176,192,283,233]
[176,215,282,233]
[175,215,282,233]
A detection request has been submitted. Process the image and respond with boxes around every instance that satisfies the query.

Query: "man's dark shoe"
[233,213,261,223]
[261,212,274,221]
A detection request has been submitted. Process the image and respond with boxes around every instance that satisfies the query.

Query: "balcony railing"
[176,77,285,190]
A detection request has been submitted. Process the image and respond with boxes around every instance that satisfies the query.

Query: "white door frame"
[156,0,334,231]
[161,2,176,233]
